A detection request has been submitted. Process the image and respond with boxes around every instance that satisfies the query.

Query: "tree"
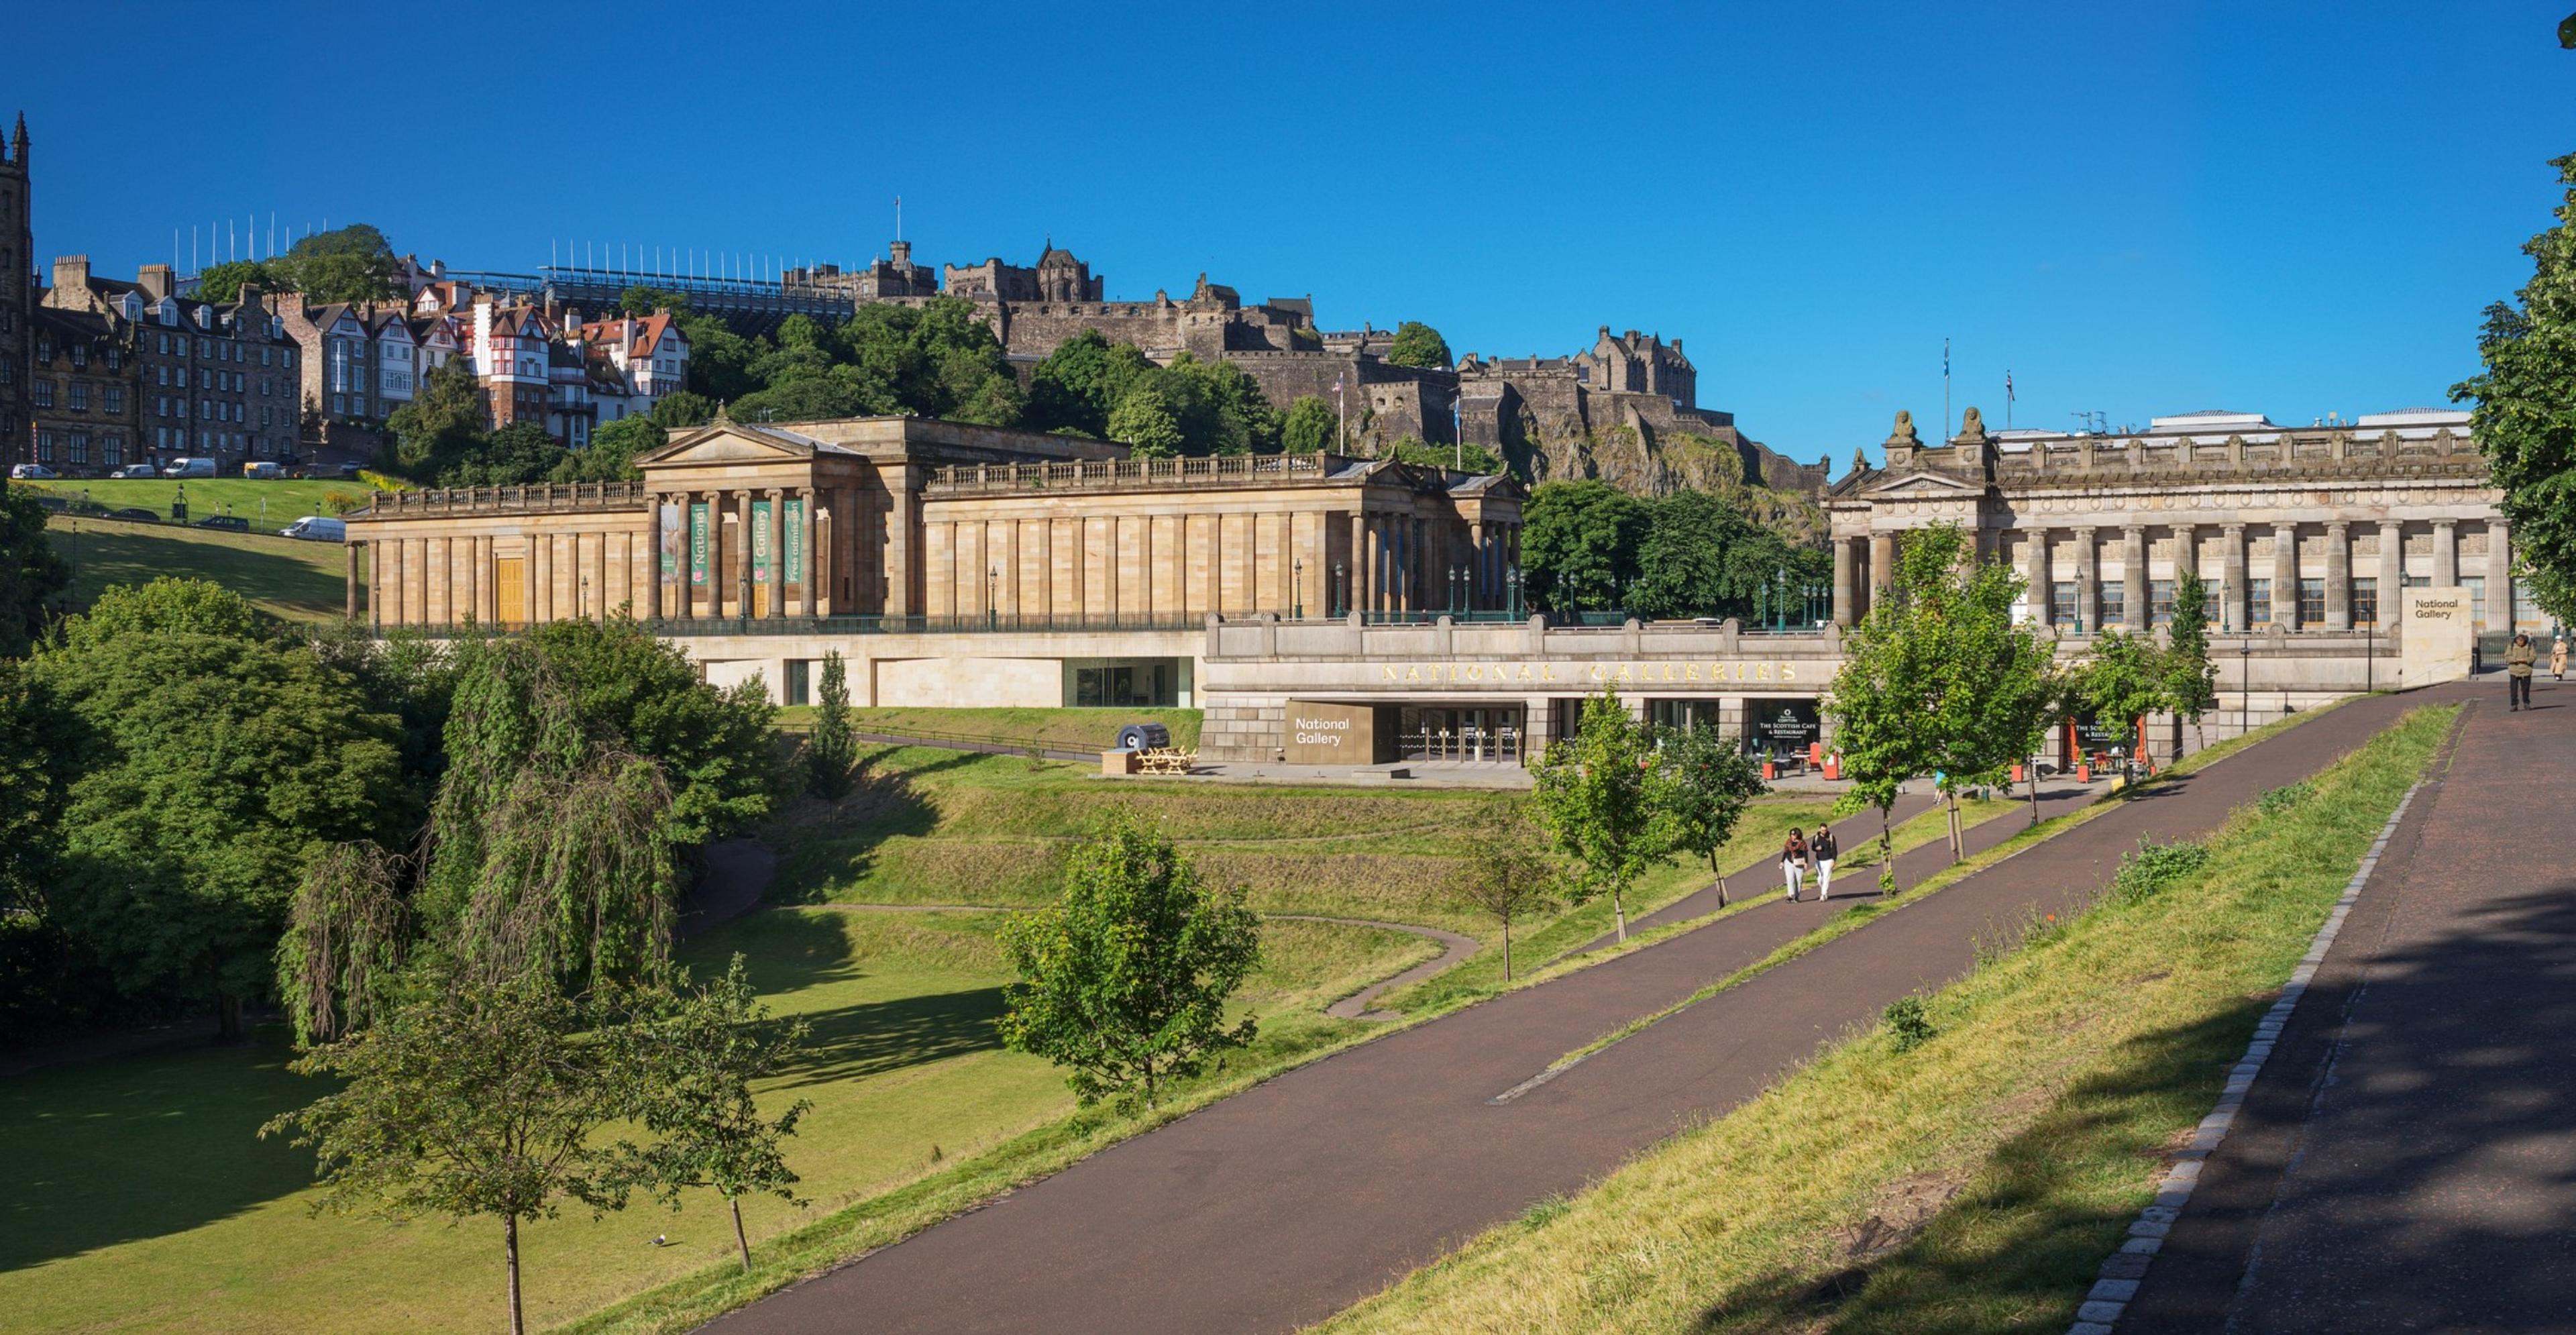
[386,358,487,480]
[550,416,663,484]
[618,955,810,1273]
[1446,799,1560,980]
[522,616,777,845]
[2454,152,2576,625]
[0,659,74,918]
[35,582,409,1038]
[440,423,563,488]
[63,572,263,647]
[1899,528,2059,856]
[261,971,643,1335]
[805,649,857,799]
[2078,630,2174,786]
[618,286,692,317]
[0,483,70,653]
[1386,321,1451,370]
[996,813,1263,1112]
[651,390,716,429]
[1106,379,1187,457]
[194,259,280,305]
[1282,394,1338,454]
[1529,688,1670,942]
[2165,570,2220,751]
[1652,723,1768,907]
[1520,480,1648,612]
[271,223,405,305]
[1629,490,1755,620]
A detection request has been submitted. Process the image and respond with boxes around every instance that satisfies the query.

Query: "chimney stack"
[138,264,175,301]
[51,254,91,295]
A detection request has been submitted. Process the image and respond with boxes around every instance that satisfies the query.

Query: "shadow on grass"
[767,749,981,904]
[1688,999,2269,1335]
[0,1022,320,1272]
[771,987,1008,1090]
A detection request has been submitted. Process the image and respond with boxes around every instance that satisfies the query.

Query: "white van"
[241,460,284,480]
[280,516,346,542]
[164,457,217,478]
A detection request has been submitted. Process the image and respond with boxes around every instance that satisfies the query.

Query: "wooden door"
[494,557,527,627]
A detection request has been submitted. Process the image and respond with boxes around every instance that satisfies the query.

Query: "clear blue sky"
[13,1,2574,464]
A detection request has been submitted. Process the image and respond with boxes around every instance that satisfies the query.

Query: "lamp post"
[2239,641,2251,737]
[1330,562,1343,619]
[1293,557,1304,620]
[987,566,998,631]
[1507,565,1523,619]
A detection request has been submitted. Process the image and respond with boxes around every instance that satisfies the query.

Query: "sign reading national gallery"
[1376,659,1810,688]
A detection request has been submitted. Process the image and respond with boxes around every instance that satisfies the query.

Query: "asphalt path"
[2118,675,2569,1333]
[706,691,2436,1335]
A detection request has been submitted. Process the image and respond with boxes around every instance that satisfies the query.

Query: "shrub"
[2257,781,2316,816]
[2112,837,2212,906]
[1884,996,1937,1052]
[323,490,370,515]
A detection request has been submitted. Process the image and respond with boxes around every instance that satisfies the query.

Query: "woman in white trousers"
[1781,829,1809,902]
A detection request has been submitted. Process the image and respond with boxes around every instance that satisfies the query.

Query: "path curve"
[796,904,1477,1022]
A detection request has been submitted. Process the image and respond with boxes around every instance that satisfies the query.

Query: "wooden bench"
[1136,747,1199,776]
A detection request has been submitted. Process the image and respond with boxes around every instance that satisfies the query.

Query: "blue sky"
[13,1,2574,463]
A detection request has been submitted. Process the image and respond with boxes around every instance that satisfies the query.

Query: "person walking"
[2552,633,2567,683]
[2507,631,2536,712]
[1812,823,1839,901]
[1781,829,1809,903]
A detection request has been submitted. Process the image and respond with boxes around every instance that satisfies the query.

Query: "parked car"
[110,463,159,478]
[104,507,162,523]
[241,460,285,480]
[9,463,58,480]
[336,462,364,480]
[280,515,346,542]
[163,458,217,478]
[194,515,251,532]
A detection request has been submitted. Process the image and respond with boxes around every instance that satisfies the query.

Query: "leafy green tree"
[36,582,409,1038]
[1652,723,1768,907]
[2079,630,2174,784]
[1027,330,1150,437]
[651,390,716,429]
[1282,394,1338,454]
[1521,480,1648,612]
[1107,379,1188,457]
[516,617,775,845]
[386,357,488,480]
[194,259,280,305]
[805,649,857,799]
[1825,534,1937,888]
[2454,152,2576,625]
[439,423,561,487]
[0,484,68,654]
[616,955,810,1273]
[1629,490,1754,620]
[618,286,692,317]
[1386,321,1451,370]
[272,223,405,305]
[1447,798,1560,980]
[730,371,871,425]
[2165,570,2220,750]
[1902,528,2058,855]
[262,971,645,1335]
[1529,688,1671,942]
[62,575,264,647]
[0,659,73,918]
[997,813,1264,1112]
[551,416,664,484]
[678,314,763,405]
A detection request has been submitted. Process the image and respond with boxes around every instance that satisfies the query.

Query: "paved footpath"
[2121,675,2574,1333]
[708,692,2440,1335]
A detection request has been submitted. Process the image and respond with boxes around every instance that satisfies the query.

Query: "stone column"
[533,532,551,624]
[800,488,820,617]
[345,542,360,621]
[2222,524,2247,633]
[763,488,785,619]
[733,492,753,621]
[2075,527,2098,633]
[2487,519,2514,631]
[366,539,384,627]
[883,477,915,617]
[2123,525,2148,631]
[2325,521,2351,629]
[2025,527,2050,625]
[1869,532,1894,603]
[1346,511,1364,616]
[645,497,663,621]
[2432,519,2457,588]
[2377,520,2404,624]
[2272,523,2298,629]
[2173,523,2198,580]
[1832,537,1857,627]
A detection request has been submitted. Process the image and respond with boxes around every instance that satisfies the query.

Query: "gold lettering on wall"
[1356,661,1811,689]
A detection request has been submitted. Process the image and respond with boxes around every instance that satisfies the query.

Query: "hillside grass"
[1307,704,2452,1335]
[0,906,1431,1334]
[45,515,352,621]
[23,477,379,520]
[774,704,1203,752]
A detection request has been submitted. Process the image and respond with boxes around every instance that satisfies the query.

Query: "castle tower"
[1,113,30,468]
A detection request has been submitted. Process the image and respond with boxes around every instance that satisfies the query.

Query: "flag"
[1943,338,1949,378]
[2006,370,2015,402]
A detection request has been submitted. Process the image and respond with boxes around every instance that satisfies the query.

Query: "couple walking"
[1780,824,1839,903]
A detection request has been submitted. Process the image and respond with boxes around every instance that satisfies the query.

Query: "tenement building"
[342,400,2526,771]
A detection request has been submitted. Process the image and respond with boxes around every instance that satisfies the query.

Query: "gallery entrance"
[1395,704,1525,764]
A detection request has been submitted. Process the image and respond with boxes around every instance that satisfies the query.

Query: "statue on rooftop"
[1958,405,1985,439]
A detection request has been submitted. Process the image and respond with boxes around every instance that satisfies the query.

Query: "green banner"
[688,503,710,586]
[751,500,774,584]
[782,498,804,588]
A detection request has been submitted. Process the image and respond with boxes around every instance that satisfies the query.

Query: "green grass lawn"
[774,705,1203,752]
[0,903,1430,1334]
[1312,705,2455,1335]
[46,515,352,622]
[22,477,382,522]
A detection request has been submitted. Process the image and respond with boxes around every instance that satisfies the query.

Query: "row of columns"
[1344,512,1521,615]
[651,486,830,622]
[1835,519,2513,633]
[362,529,645,626]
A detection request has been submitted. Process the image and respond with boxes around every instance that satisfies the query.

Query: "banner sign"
[658,504,681,580]
[688,503,710,586]
[751,500,774,584]
[782,498,804,588]
[1750,698,1820,753]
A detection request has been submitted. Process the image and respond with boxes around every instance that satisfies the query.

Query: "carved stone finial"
[1958,405,1986,439]
[713,399,732,425]
[1892,409,1918,441]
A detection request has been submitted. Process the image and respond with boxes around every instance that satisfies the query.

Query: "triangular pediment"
[637,423,822,469]
[1859,470,1985,498]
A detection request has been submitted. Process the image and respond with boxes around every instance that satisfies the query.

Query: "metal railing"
[356,480,650,517]
[377,611,1212,639]
[923,451,1338,495]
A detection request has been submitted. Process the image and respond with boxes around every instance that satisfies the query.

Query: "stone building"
[25,304,134,472]
[42,258,305,466]
[2,115,32,467]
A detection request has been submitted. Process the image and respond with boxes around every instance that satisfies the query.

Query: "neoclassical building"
[1827,407,2529,639]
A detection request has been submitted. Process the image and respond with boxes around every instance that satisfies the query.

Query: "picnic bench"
[1135,746,1199,776]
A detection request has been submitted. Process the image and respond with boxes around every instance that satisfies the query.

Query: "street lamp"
[987,566,999,631]
[2239,641,2251,737]
[1331,562,1344,619]
[1293,557,1304,620]
[1507,565,1523,619]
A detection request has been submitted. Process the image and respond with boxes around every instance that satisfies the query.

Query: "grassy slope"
[46,515,350,621]
[0,908,1430,1334]
[774,705,1204,752]
[1309,704,2452,1335]
[21,478,377,520]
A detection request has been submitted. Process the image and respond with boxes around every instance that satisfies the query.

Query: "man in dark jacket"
[2508,632,2536,711]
